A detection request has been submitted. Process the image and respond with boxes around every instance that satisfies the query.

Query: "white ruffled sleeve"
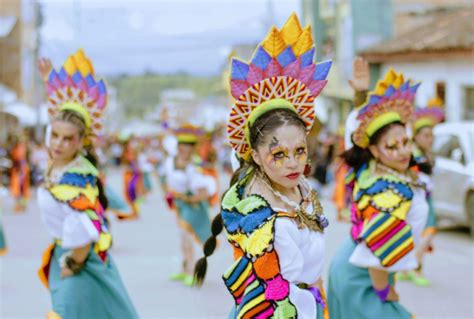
[61,205,100,249]
[189,170,216,196]
[274,218,316,319]
[350,187,429,272]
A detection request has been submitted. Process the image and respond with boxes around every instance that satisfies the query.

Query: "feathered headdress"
[174,124,203,144]
[352,68,420,148]
[227,13,332,160]
[413,98,445,132]
[46,49,107,139]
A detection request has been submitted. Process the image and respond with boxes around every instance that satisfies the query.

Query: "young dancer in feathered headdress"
[327,68,429,319]
[194,13,331,318]
[160,124,215,286]
[37,50,137,318]
[397,98,445,287]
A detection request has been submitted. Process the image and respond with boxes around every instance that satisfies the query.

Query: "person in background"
[37,50,137,318]
[327,69,428,319]
[9,134,30,213]
[397,99,445,286]
[161,124,215,287]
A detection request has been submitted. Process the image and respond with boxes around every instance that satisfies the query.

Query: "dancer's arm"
[60,243,91,278]
[369,268,399,302]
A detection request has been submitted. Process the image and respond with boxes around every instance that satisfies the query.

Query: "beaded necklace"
[257,171,328,232]
[375,161,426,189]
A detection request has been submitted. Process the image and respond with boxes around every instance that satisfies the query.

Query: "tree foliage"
[110,73,224,118]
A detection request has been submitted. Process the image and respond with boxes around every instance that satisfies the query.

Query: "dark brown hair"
[193,107,306,286]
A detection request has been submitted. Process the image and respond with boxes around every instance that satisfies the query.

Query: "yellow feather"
[63,56,77,76]
[292,26,314,57]
[280,13,303,45]
[262,26,286,58]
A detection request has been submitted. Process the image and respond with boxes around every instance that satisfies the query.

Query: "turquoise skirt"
[0,213,6,255]
[143,172,153,192]
[106,185,132,214]
[49,245,138,318]
[174,199,211,244]
[327,238,412,319]
[425,196,437,230]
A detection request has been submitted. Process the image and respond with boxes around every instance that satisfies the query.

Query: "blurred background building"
[0,0,44,142]
[1,0,473,139]
[301,0,474,130]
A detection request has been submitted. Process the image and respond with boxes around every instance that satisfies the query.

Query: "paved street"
[0,168,473,319]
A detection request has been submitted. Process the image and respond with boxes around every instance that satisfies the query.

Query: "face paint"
[255,125,307,191]
[293,143,307,165]
[49,120,83,165]
[373,125,412,172]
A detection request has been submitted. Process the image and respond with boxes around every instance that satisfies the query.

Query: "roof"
[360,7,474,60]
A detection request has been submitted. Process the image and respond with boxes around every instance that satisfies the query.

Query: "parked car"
[431,121,474,237]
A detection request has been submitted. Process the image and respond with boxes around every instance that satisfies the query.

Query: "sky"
[39,0,301,76]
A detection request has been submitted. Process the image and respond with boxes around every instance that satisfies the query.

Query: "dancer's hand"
[386,286,399,302]
[38,58,53,81]
[60,266,74,278]
[348,57,369,91]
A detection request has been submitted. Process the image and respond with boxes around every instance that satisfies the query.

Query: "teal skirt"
[106,185,132,214]
[0,213,6,254]
[327,238,412,319]
[143,172,153,192]
[49,245,138,319]
[425,196,437,230]
[175,199,211,244]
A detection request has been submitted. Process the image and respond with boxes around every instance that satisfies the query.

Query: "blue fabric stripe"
[238,283,264,308]
[225,258,249,287]
[59,173,96,187]
[378,227,412,260]
[361,214,391,239]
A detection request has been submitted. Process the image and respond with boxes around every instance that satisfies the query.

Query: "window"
[433,134,465,164]
[464,87,474,120]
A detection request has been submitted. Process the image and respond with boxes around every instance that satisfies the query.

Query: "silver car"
[432,121,474,237]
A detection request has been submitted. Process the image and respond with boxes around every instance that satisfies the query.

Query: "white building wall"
[380,59,474,122]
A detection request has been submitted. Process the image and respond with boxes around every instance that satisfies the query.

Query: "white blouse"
[274,201,326,319]
[38,187,99,249]
[161,157,216,196]
[37,156,99,249]
[349,186,429,271]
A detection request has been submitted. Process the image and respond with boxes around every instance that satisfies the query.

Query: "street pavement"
[0,168,473,318]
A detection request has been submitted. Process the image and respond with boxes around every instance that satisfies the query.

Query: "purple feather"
[308,80,327,97]
[282,59,301,78]
[264,59,282,78]
[230,79,249,99]
[96,94,107,109]
[299,64,315,85]
[246,64,264,86]
[88,85,99,100]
